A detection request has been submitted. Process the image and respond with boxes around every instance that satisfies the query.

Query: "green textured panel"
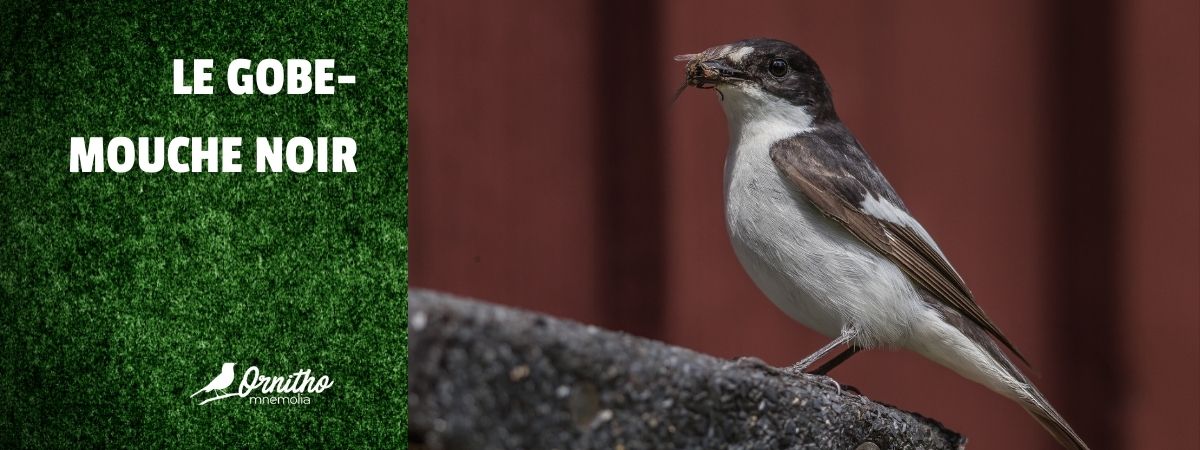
[0,1,409,447]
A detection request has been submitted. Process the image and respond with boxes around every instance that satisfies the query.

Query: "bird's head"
[222,362,236,369]
[676,39,838,130]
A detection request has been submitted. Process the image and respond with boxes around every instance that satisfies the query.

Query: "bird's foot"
[783,361,830,378]
[783,361,811,376]
[731,356,782,375]
[799,373,863,396]
[806,373,842,394]
[736,357,863,396]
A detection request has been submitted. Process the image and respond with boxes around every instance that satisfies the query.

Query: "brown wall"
[410,1,1199,449]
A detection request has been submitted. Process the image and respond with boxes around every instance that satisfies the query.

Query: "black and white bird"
[676,38,1088,450]
[191,362,236,398]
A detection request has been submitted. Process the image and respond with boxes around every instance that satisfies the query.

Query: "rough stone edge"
[408,288,966,450]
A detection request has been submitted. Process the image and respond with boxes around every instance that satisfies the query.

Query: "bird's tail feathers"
[190,388,205,398]
[922,301,1089,450]
[1017,387,1090,450]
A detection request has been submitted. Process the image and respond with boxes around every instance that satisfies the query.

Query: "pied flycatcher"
[676,38,1088,450]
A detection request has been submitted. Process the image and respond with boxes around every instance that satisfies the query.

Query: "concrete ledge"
[408,288,966,450]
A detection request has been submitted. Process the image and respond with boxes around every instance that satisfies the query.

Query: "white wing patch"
[859,194,945,257]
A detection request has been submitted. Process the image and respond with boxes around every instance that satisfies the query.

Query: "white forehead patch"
[729,46,754,63]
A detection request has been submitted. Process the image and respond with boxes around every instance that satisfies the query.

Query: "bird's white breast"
[718,86,927,348]
[709,83,1035,415]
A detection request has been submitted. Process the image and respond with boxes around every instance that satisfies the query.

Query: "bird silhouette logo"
[191,362,236,404]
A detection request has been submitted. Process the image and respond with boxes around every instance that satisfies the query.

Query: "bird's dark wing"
[769,126,1029,365]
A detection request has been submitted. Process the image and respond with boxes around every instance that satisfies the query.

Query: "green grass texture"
[0,1,408,447]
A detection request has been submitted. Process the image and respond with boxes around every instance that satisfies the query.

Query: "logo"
[190,362,334,405]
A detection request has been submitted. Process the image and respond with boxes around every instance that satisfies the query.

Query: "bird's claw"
[816,374,842,394]
[731,356,782,374]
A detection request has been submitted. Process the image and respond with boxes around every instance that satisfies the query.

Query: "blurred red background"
[409,1,1199,449]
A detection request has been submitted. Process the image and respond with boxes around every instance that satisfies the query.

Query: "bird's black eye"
[768,59,788,77]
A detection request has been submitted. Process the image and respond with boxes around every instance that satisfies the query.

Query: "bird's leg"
[810,346,861,376]
[786,327,859,374]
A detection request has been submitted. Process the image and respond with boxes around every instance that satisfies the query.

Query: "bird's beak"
[680,56,747,89]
